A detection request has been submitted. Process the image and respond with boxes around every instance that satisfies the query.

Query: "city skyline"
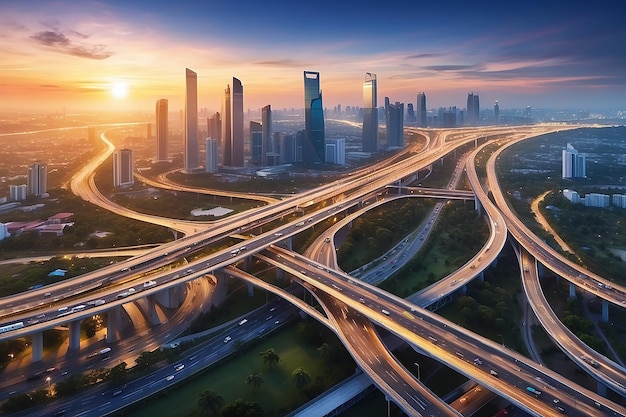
[1,0,625,114]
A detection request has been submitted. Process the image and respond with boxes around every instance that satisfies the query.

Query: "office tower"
[303,71,325,164]
[184,68,199,173]
[362,73,378,153]
[525,106,532,118]
[208,112,221,141]
[205,138,218,173]
[281,134,296,164]
[262,105,272,166]
[416,92,427,127]
[155,99,168,162]
[27,162,47,196]
[493,101,500,124]
[9,184,27,201]
[326,138,346,165]
[222,79,244,167]
[406,103,415,123]
[442,107,457,128]
[385,97,404,148]
[562,143,586,179]
[113,149,134,187]
[466,92,480,125]
[250,121,263,165]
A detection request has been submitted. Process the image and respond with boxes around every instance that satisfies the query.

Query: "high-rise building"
[406,103,415,123]
[222,78,244,167]
[466,92,480,125]
[27,162,47,196]
[385,97,404,148]
[325,138,346,165]
[250,121,263,165]
[184,68,199,173]
[262,105,272,166]
[9,184,27,201]
[303,71,325,164]
[562,143,586,178]
[205,138,218,173]
[416,92,427,127]
[208,112,221,141]
[281,133,296,164]
[156,99,168,162]
[113,149,134,187]
[493,100,500,124]
[442,107,457,128]
[362,73,378,153]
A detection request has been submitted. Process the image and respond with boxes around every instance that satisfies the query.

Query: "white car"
[223,336,232,343]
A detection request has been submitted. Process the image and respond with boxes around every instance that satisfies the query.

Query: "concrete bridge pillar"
[569,282,577,299]
[155,284,184,308]
[477,271,484,282]
[248,282,254,297]
[68,319,81,351]
[601,299,609,323]
[244,255,252,271]
[397,180,402,194]
[537,263,545,279]
[31,331,43,363]
[474,195,482,216]
[597,381,607,397]
[106,305,121,343]
[146,294,160,326]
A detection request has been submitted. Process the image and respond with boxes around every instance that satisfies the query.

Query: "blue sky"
[1,0,625,113]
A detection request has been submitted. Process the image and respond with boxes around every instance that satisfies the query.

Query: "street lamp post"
[414,362,421,381]
[46,376,51,389]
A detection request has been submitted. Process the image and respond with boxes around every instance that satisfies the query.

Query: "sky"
[1,0,625,114]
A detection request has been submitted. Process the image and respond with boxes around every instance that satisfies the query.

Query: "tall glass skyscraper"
[262,105,272,166]
[385,97,404,148]
[184,68,198,173]
[466,92,480,126]
[417,92,427,127]
[562,143,586,178]
[113,149,133,187]
[494,100,500,124]
[27,162,47,196]
[222,78,244,167]
[155,99,168,162]
[362,73,378,153]
[303,71,325,164]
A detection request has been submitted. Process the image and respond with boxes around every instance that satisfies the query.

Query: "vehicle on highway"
[526,386,541,396]
[223,336,232,343]
[381,309,390,316]
[473,357,482,365]
[324,237,331,243]
[238,318,248,326]
[127,288,136,294]
[0,322,24,334]
[175,364,185,371]
[144,280,157,288]
[166,375,174,381]
[489,369,498,377]
[295,221,305,227]
[116,292,129,298]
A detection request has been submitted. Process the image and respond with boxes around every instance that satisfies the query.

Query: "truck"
[526,386,541,395]
[99,347,111,356]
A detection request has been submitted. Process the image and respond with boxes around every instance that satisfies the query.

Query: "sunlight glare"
[111,82,128,99]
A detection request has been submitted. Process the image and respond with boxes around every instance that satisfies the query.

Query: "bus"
[0,322,24,334]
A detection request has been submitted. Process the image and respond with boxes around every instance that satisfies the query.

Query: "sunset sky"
[2,0,625,114]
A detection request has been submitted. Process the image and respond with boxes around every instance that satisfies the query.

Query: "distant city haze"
[1,1,625,113]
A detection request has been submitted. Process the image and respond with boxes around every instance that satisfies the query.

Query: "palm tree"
[291,367,311,389]
[245,371,264,389]
[259,348,281,368]
[197,389,224,417]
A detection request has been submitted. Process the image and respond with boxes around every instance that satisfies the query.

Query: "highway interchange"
[1,124,626,416]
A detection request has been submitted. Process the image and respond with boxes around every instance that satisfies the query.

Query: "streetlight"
[46,376,51,389]
[414,362,421,381]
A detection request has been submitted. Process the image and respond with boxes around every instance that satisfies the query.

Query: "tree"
[197,389,224,417]
[291,367,311,389]
[245,371,264,389]
[221,399,263,417]
[108,361,128,385]
[259,348,281,369]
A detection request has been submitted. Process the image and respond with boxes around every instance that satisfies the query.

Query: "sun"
[111,82,128,99]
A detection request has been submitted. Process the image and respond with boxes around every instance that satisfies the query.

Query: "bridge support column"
[474,195,482,216]
[68,320,81,351]
[397,180,402,194]
[601,299,609,323]
[31,331,43,363]
[569,282,577,299]
[461,284,467,294]
[244,255,251,271]
[597,381,607,397]
[146,294,161,326]
[478,271,484,282]
[155,284,184,309]
[106,306,121,343]
[537,263,545,278]
[248,282,254,297]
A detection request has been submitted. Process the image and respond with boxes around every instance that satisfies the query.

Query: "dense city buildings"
[27,162,47,196]
[416,92,427,127]
[466,92,480,125]
[262,105,272,166]
[362,73,378,153]
[562,143,586,178]
[155,99,168,162]
[385,97,404,148]
[113,148,134,187]
[205,138,218,173]
[184,68,199,173]
[303,71,325,164]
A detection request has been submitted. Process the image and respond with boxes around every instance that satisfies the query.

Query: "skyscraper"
[416,92,427,127]
[494,100,500,124]
[385,97,404,148]
[27,162,47,196]
[113,149,134,187]
[303,71,325,164]
[250,121,263,165]
[362,73,378,153]
[205,138,218,173]
[466,92,480,125]
[262,105,272,166]
[406,103,415,123]
[184,68,198,173]
[222,78,244,167]
[562,143,586,178]
[156,99,168,162]
[208,112,221,141]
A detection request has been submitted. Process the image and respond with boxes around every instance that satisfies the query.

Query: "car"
[489,369,498,377]
[324,237,330,243]
[57,307,68,312]
[265,315,273,321]
[44,292,51,297]
[553,398,560,404]
[166,375,174,381]
[238,318,248,326]
[473,357,482,365]
[274,320,280,325]
[274,232,283,237]
[223,336,232,343]
[269,307,276,312]
[175,364,185,371]
[127,288,135,294]
[61,371,68,376]
[112,390,122,396]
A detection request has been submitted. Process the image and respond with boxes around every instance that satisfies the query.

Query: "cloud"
[30,30,113,60]
[252,59,302,67]
[422,64,480,72]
